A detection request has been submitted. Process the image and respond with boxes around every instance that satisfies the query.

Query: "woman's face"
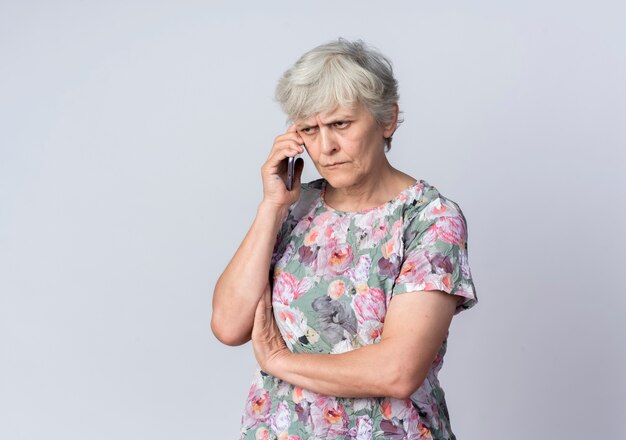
[294,103,397,189]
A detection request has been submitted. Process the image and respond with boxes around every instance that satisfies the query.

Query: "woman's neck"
[324,161,416,212]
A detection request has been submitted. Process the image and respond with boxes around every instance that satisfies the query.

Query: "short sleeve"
[391,196,478,315]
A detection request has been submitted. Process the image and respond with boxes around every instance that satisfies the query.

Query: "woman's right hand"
[261,124,305,209]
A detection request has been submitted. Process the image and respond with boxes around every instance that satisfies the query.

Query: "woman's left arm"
[251,285,460,400]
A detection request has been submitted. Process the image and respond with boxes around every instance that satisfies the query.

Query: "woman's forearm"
[211,202,288,346]
[269,341,418,400]
[255,290,457,401]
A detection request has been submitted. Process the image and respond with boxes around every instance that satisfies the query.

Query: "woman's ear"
[383,102,399,138]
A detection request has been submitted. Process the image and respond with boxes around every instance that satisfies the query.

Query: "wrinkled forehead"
[293,103,362,127]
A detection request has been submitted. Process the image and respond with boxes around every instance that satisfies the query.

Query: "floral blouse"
[239,178,478,440]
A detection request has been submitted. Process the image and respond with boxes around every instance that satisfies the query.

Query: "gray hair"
[275,38,402,151]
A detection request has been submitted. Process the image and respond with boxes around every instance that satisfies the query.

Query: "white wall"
[1,1,624,438]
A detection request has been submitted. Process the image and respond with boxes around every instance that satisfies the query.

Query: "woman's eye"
[301,127,315,134]
[334,121,349,128]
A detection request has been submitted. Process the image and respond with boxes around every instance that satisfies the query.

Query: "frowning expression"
[295,103,396,188]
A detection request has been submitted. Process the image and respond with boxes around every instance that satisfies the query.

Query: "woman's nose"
[319,128,337,154]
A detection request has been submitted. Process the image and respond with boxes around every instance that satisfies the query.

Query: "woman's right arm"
[211,202,288,346]
[211,126,305,346]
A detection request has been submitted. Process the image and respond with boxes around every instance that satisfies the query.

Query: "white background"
[1,1,625,438]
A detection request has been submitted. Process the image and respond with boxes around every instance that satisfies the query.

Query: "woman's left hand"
[251,281,291,375]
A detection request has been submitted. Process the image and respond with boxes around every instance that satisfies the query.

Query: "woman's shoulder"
[402,179,466,223]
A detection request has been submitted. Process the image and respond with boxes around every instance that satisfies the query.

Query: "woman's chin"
[322,175,357,190]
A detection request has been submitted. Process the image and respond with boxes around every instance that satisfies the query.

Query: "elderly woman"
[212,39,478,440]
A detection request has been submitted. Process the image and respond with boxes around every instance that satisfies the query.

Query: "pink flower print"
[347,415,373,440]
[354,210,388,249]
[322,404,346,425]
[254,427,270,440]
[395,250,431,286]
[356,415,374,439]
[357,320,384,345]
[391,219,403,240]
[352,287,386,325]
[380,220,403,259]
[310,396,349,438]
[292,386,304,403]
[423,272,453,292]
[304,226,321,246]
[380,397,416,422]
[273,303,308,350]
[293,216,312,236]
[328,243,352,275]
[421,273,453,293]
[354,208,386,234]
[421,197,449,220]
[312,210,337,226]
[242,385,271,429]
[378,398,427,440]
[344,255,372,286]
[325,214,351,241]
[378,418,407,440]
[269,401,291,434]
[292,386,315,404]
[371,221,389,242]
[309,210,349,245]
[315,241,354,278]
[275,241,296,270]
[421,214,466,247]
[353,287,386,344]
[273,272,315,305]
[417,422,434,440]
[327,279,346,299]
[381,237,398,259]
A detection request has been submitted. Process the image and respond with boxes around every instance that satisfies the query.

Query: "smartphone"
[286,156,296,191]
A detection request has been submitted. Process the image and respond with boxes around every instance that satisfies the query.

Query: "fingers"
[278,125,303,145]
[252,286,274,343]
[263,282,273,310]
[256,287,271,311]
[270,140,303,160]
[254,293,264,322]
[270,124,304,159]
[264,132,305,173]
[255,284,273,319]
[260,124,306,203]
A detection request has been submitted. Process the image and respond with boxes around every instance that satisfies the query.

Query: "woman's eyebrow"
[297,114,352,130]
[323,118,348,125]
[320,114,352,125]
[296,122,320,131]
